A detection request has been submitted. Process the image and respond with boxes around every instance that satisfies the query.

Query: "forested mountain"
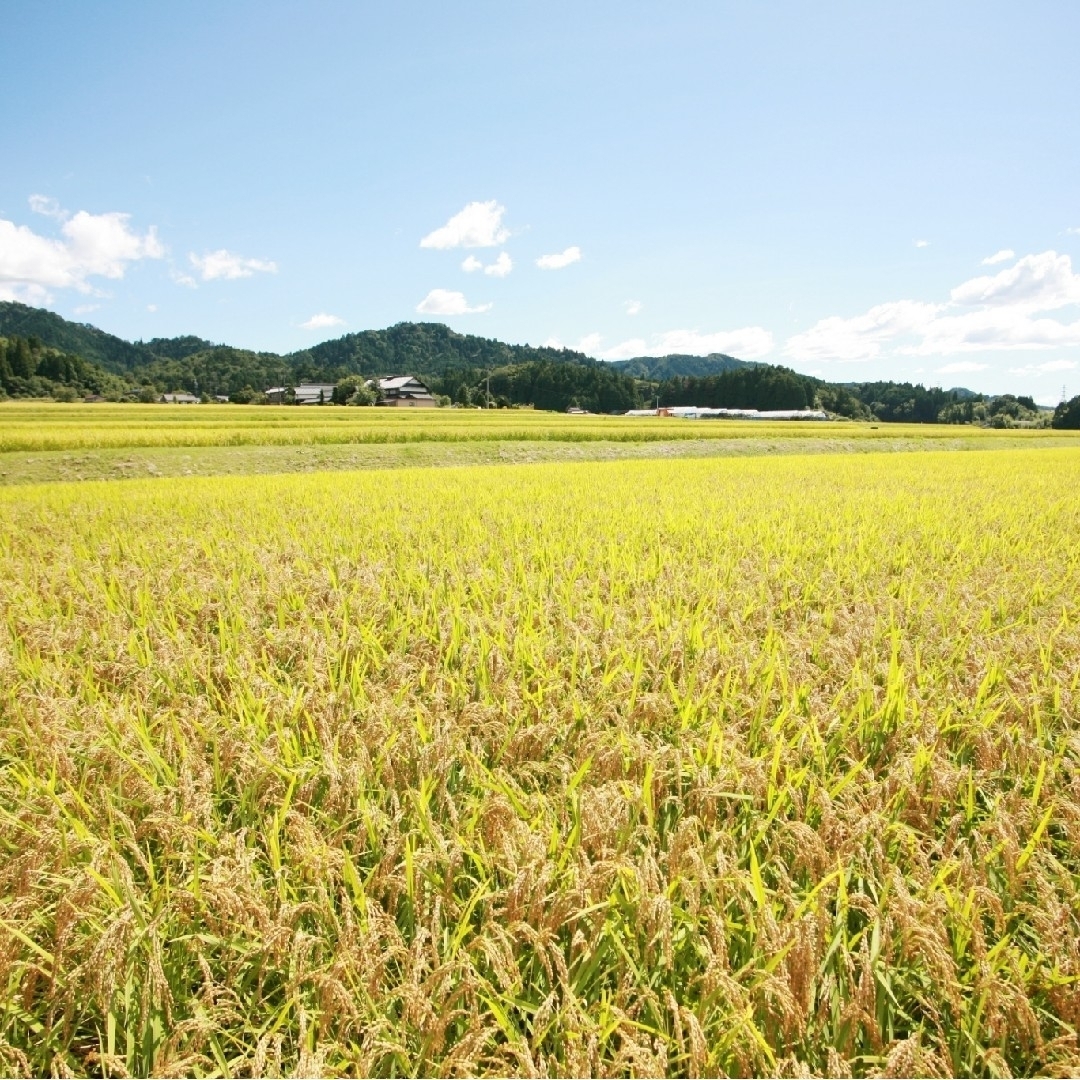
[0,301,1050,423]
[0,334,132,400]
[610,353,752,380]
[0,302,160,370]
[285,321,595,377]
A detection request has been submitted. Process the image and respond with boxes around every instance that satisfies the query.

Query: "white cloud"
[146,304,157,313]
[652,327,774,358]
[484,251,512,278]
[0,220,73,294]
[909,308,1080,355]
[949,250,1080,311]
[28,194,67,220]
[785,249,1080,362]
[420,200,509,250]
[170,268,197,288]
[416,288,492,315]
[786,300,942,362]
[542,334,643,359]
[300,312,346,330]
[189,249,277,281]
[982,249,1015,265]
[536,246,582,270]
[937,361,987,374]
[598,338,648,360]
[624,300,642,315]
[914,240,930,248]
[563,327,773,361]
[0,205,164,302]
[65,211,164,277]
[1007,359,1077,376]
[463,251,512,277]
[1067,227,1080,236]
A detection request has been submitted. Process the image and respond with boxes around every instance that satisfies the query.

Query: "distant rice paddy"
[0,400,1071,453]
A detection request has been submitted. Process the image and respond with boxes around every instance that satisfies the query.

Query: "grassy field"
[0,409,1079,1076]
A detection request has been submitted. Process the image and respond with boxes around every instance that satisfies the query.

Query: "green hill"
[0,302,154,370]
[285,322,596,378]
[610,352,753,380]
[0,302,218,373]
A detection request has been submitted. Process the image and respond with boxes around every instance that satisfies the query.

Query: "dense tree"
[1052,395,1080,429]
[0,301,153,370]
[435,361,639,413]
[656,366,812,411]
[0,335,131,399]
[814,384,873,419]
[611,352,750,380]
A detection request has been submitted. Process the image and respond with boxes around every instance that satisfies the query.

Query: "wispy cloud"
[937,361,987,374]
[28,194,67,221]
[1007,359,1077,376]
[421,201,509,250]
[785,250,1080,362]
[536,246,582,270]
[416,288,492,315]
[651,327,774,358]
[950,251,1080,310]
[189,249,277,281]
[557,327,774,361]
[462,251,512,277]
[0,199,164,303]
[914,239,930,248]
[598,338,648,360]
[624,299,642,316]
[300,312,346,330]
[785,301,941,362]
[982,249,1015,265]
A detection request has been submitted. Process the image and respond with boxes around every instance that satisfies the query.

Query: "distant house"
[262,376,437,406]
[264,383,337,405]
[160,392,200,404]
[373,375,437,407]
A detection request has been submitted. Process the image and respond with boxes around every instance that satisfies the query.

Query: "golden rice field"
[0,401,1068,453]
[1,432,1079,1075]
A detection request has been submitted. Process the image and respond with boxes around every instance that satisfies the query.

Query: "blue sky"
[2,1,1079,401]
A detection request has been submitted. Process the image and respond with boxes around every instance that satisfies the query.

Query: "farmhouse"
[373,375,437,407]
[160,392,200,404]
[264,383,337,405]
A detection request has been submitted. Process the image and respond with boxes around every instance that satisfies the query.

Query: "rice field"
[0,401,1068,453]
[1,432,1079,1075]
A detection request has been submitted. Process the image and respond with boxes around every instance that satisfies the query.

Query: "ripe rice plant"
[0,400,1068,454]
[0,449,1078,1076]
